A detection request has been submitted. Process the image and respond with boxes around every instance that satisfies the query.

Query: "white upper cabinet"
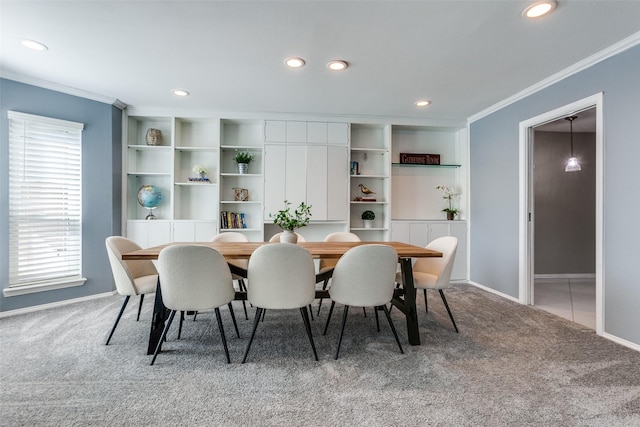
[265,120,349,145]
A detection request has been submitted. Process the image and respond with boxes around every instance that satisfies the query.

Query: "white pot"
[238,163,249,174]
[280,230,298,243]
[363,219,374,229]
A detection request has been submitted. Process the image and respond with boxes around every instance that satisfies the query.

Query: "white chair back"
[319,232,361,271]
[413,236,458,290]
[268,232,306,243]
[157,245,235,312]
[329,244,398,307]
[247,243,315,309]
[211,232,249,270]
[105,236,157,296]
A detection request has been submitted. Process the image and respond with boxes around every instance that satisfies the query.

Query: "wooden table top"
[122,241,442,261]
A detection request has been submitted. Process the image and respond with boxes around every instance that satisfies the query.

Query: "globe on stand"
[137,185,163,220]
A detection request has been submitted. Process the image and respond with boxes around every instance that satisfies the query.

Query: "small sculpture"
[358,183,376,195]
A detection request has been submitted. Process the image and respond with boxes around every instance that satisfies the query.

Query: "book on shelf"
[220,211,247,229]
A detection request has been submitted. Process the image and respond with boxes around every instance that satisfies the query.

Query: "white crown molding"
[468,30,640,124]
[0,70,127,110]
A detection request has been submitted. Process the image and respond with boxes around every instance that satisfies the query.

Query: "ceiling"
[2,1,640,125]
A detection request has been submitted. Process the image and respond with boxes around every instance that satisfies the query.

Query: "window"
[6,111,85,295]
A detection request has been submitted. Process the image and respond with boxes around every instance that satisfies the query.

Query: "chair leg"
[214,307,231,364]
[242,307,263,363]
[228,302,240,338]
[193,311,198,321]
[439,289,459,333]
[308,304,314,321]
[177,311,185,340]
[238,279,249,320]
[375,306,380,332]
[300,307,319,361]
[323,301,336,335]
[317,278,329,316]
[382,304,404,354]
[105,295,130,345]
[136,294,145,321]
[335,305,350,360]
[424,289,428,313]
[150,310,176,365]
[362,307,367,318]
[261,308,266,322]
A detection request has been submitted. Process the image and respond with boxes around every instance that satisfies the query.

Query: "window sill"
[3,278,87,297]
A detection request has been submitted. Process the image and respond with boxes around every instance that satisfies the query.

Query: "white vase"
[280,230,298,243]
[363,220,374,228]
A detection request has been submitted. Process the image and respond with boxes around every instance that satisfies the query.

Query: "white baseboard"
[534,273,596,280]
[0,291,117,318]
[602,332,640,353]
[466,280,521,303]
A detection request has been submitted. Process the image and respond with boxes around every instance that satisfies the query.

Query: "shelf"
[128,144,171,150]
[220,200,262,204]
[220,173,262,177]
[221,145,262,151]
[220,228,261,232]
[350,174,388,179]
[175,181,216,186]
[127,172,172,177]
[350,227,388,231]
[392,163,460,168]
[350,147,388,153]
[175,146,218,152]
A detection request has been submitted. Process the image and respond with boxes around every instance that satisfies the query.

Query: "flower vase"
[280,230,298,243]
[363,220,374,228]
[446,212,454,221]
[199,172,206,179]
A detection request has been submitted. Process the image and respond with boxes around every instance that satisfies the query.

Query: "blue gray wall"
[470,44,640,345]
[0,79,122,312]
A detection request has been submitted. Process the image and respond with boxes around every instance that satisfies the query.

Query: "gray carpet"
[1,284,639,426]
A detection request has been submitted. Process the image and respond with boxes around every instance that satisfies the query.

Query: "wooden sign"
[399,153,440,165]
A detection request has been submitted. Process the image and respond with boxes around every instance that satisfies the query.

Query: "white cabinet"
[264,144,348,221]
[265,120,349,145]
[390,220,467,281]
[126,220,172,248]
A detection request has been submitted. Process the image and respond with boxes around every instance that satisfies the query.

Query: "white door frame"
[518,93,604,335]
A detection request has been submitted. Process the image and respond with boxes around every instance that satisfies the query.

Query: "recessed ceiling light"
[285,57,305,68]
[415,100,431,108]
[172,89,190,97]
[21,39,48,51]
[327,60,348,71]
[522,1,557,18]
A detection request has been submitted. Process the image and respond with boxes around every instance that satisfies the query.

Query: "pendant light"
[564,115,581,172]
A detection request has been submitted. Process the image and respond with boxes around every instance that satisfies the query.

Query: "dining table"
[122,240,442,354]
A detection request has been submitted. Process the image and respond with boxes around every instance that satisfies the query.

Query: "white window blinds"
[8,111,84,288]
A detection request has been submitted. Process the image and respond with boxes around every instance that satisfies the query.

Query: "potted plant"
[436,185,460,220]
[361,210,375,228]
[233,151,254,174]
[270,200,312,243]
[192,164,208,179]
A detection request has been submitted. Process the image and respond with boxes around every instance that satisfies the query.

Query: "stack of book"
[220,211,247,229]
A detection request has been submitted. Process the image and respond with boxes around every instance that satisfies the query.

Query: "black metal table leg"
[147,278,169,355]
[400,257,420,345]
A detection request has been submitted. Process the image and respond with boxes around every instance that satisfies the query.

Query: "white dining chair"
[150,245,238,365]
[242,243,318,363]
[211,232,249,320]
[396,236,459,332]
[322,244,403,359]
[104,236,158,345]
[316,232,361,316]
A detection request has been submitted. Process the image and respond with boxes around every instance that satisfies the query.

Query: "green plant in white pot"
[233,151,254,174]
[361,210,375,228]
[270,200,312,243]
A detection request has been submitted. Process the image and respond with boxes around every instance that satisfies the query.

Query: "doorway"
[518,93,604,335]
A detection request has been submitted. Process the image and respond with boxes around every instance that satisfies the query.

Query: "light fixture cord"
[570,117,574,156]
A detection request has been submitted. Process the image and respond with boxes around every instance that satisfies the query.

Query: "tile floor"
[534,278,596,330]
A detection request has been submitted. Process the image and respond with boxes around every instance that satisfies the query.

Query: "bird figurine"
[359,183,376,195]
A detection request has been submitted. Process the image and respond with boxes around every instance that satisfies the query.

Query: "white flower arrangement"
[192,165,208,175]
[436,185,460,216]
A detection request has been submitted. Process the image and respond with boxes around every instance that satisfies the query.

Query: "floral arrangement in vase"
[436,185,460,220]
[271,200,312,231]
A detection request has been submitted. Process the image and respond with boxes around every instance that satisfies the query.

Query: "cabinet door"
[264,144,287,220]
[306,145,328,220]
[264,121,286,142]
[286,121,307,143]
[328,122,349,145]
[429,222,450,242]
[173,221,195,242]
[327,145,348,220]
[285,145,307,205]
[448,222,467,280]
[307,122,328,144]
[194,222,218,241]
